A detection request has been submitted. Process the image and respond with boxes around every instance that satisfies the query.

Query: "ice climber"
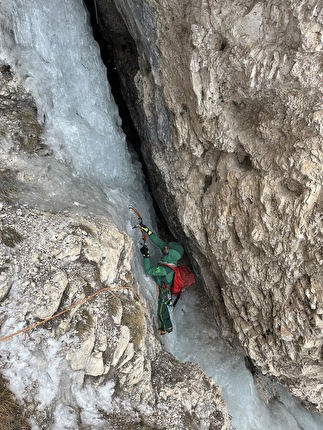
[139,224,184,335]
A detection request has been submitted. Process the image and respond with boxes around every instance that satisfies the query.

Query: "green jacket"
[143,233,184,288]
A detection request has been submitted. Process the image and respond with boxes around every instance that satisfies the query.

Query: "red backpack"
[161,263,196,295]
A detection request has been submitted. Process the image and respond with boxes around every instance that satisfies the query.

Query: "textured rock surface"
[0,202,231,429]
[96,0,323,412]
[0,64,231,429]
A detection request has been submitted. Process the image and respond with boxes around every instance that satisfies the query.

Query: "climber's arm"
[140,225,167,251]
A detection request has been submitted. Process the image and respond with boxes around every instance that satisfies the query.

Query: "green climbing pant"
[157,287,173,332]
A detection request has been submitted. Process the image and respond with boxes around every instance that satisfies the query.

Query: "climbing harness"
[160,263,195,309]
[0,285,139,344]
[129,205,146,244]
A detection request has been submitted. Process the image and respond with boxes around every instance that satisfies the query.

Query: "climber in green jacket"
[139,224,184,335]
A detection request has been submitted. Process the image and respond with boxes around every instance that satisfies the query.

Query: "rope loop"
[0,284,139,343]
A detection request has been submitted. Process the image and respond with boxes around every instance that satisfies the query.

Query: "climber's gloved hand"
[140,224,153,236]
[140,245,150,258]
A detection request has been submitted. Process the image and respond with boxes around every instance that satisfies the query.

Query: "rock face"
[95,0,323,412]
[0,65,231,428]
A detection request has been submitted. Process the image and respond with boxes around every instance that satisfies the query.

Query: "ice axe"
[129,205,147,245]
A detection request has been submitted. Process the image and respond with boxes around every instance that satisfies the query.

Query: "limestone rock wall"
[96,0,323,411]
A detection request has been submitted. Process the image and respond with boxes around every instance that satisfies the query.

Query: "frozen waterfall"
[0,0,323,429]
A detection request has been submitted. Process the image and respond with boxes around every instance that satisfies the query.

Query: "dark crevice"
[82,1,188,248]
[83,0,171,231]
[83,0,142,157]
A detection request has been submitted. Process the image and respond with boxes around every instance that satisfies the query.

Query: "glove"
[140,245,150,258]
[140,224,153,236]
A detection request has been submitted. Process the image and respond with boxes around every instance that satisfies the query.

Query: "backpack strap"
[160,282,170,291]
[160,262,177,271]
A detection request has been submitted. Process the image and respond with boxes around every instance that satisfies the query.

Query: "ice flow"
[0,0,323,429]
